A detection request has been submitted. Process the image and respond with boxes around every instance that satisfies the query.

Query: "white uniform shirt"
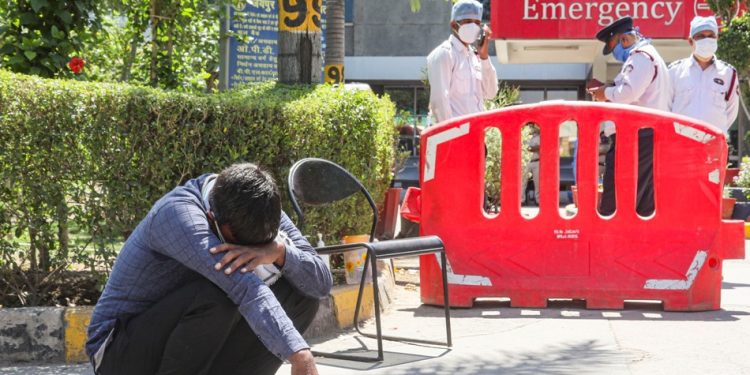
[668,57,739,133]
[427,35,499,124]
[603,43,671,136]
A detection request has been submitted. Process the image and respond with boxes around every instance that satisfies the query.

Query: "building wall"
[349,0,452,57]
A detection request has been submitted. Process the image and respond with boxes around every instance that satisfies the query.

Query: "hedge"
[0,70,396,305]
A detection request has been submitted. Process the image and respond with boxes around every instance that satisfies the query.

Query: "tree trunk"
[57,199,69,261]
[149,0,159,87]
[29,224,37,272]
[324,0,345,84]
[278,0,323,84]
[120,34,139,82]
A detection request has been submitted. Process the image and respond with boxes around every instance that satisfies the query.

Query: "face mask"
[693,38,718,59]
[457,23,481,44]
[612,41,636,63]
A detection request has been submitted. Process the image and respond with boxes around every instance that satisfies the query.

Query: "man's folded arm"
[277,211,333,299]
[148,199,308,360]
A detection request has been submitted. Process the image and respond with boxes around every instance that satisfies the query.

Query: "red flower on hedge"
[68,57,85,74]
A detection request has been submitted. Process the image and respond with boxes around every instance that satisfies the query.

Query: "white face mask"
[693,38,718,59]
[457,23,481,44]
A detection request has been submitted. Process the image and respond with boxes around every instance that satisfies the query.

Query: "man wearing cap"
[669,16,739,134]
[427,0,498,124]
[589,17,670,217]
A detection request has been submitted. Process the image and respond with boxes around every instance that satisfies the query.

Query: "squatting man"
[86,163,332,375]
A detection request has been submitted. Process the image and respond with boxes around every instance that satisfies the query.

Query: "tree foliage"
[708,0,749,25]
[717,12,750,79]
[0,0,103,77]
[483,84,520,212]
[88,0,242,92]
[410,0,458,13]
[710,1,749,76]
[0,1,249,92]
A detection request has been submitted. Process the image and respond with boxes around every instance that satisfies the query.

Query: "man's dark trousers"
[97,277,319,375]
[599,129,654,216]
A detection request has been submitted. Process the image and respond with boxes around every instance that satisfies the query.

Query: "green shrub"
[483,84,520,212]
[717,12,750,79]
[0,70,396,305]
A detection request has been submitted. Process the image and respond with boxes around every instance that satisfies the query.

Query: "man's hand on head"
[478,24,492,60]
[210,238,286,275]
[289,350,318,375]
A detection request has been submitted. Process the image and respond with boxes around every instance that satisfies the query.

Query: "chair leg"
[312,248,384,362]
[370,251,384,361]
[353,250,371,334]
[344,247,451,362]
[311,250,382,363]
[355,249,452,348]
[351,250,383,361]
[441,250,452,347]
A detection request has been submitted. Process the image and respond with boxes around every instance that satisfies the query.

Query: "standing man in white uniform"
[427,0,498,124]
[669,16,739,134]
[589,17,670,217]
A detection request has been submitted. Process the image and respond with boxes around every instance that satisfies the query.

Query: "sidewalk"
[3,243,750,375]
[281,247,750,375]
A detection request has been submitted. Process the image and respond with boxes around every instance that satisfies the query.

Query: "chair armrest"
[314,235,444,259]
[367,235,444,259]
[315,243,369,255]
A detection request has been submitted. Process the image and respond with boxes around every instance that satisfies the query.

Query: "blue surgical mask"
[612,42,636,63]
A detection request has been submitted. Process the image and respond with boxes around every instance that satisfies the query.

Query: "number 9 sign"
[325,65,344,84]
[280,0,322,32]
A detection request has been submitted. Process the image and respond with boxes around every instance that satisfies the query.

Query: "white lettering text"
[542,2,566,19]
[519,0,687,27]
[615,2,630,19]
[633,2,649,19]
[524,0,539,20]
[599,3,614,26]
[665,2,682,25]
[569,2,584,19]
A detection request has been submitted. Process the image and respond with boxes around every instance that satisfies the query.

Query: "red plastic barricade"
[403,102,745,311]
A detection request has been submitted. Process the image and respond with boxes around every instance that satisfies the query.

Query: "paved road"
[3,243,750,375]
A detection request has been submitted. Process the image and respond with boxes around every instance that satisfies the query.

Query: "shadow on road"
[317,339,626,374]
[399,299,748,322]
[315,346,450,371]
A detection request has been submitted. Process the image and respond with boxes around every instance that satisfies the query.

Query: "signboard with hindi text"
[220,1,329,89]
[224,1,278,88]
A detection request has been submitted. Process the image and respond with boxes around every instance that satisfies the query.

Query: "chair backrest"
[288,158,378,242]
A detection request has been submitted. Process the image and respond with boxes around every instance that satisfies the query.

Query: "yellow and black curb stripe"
[64,307,93,363]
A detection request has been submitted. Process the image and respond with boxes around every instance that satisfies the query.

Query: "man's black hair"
[209,163,281,245]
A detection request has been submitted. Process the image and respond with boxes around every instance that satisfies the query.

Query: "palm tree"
[324,0,345,84]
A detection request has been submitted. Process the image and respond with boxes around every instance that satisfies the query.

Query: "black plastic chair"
[288,158,451,362]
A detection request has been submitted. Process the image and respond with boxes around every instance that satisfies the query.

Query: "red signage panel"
[492,0,738,39]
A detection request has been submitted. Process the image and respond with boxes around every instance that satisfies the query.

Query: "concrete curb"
[0,307,65,363]
[0,262,396,364]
